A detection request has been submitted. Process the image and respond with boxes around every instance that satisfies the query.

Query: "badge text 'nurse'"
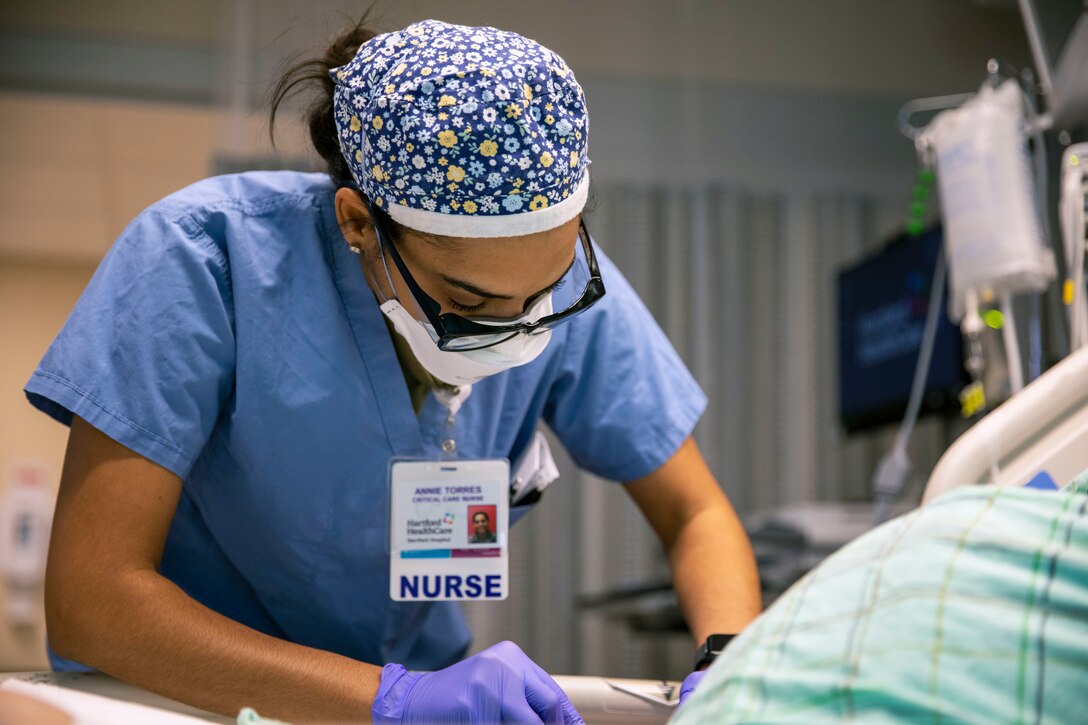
[390,460,509,601]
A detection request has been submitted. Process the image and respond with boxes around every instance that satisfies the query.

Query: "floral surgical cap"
[330,19,590,238]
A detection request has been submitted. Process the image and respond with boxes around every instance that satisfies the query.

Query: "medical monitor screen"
[837,227,965,433]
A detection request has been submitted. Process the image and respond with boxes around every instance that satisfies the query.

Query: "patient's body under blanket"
[675,475,1088,724]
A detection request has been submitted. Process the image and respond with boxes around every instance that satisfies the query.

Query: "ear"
[334,188,376,250]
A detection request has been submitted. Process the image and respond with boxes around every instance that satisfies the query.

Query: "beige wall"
[0,92,310,263]
[0,258,95,669]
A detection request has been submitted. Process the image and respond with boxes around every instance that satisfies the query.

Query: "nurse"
[27,18,760,724]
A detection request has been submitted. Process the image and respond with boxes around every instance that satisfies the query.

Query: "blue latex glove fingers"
[679,670,707,705]
[521,662,584,725]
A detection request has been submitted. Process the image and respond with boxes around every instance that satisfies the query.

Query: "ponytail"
[268,15,378,187]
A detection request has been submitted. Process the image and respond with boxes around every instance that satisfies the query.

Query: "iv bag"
[920,79,1054,321]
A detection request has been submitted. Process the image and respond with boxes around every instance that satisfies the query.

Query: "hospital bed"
[0,671,681,723]
[923,343,1088,502]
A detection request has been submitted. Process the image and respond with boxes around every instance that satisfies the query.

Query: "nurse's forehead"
[402,218,580,275]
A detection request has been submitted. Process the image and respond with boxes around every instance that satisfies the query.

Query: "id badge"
[389,459,509,602]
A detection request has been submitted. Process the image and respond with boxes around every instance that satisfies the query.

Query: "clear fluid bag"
[920,79,1055,321]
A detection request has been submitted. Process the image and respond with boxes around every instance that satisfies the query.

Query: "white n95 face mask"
[380,292,554,387]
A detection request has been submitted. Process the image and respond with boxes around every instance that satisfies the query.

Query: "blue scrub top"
[25,171,706,672]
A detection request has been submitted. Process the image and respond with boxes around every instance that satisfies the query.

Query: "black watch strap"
[693,633,736,670]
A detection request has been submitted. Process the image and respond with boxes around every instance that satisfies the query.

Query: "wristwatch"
[693,633,736,670]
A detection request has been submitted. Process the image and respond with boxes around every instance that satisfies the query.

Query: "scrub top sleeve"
[25,205,236,480]
[544,253,707,482]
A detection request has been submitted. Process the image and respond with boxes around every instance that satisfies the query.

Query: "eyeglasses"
[363,196,606,351]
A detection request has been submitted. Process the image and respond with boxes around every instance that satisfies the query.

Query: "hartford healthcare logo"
[443,512,456,526]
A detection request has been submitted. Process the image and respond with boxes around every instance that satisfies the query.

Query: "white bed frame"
[0,672,681,724]
[922,344,1088,503]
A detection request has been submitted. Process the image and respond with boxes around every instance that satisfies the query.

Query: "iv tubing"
[1001,291,1024,394]
[899,250,947,448]
[1028,292,1042,381]
[871,246,947,525]
[1072,182,1088,349]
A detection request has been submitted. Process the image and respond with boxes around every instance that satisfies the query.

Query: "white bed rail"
[554,675,678,724]
[0,672,680,725]
[923,344,1088,503]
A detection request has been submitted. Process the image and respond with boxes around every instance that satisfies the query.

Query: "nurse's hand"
[678,670,707,705]
[371,640,584,724]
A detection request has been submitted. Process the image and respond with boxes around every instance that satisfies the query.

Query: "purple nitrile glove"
[372,640,585,724]
[678,670,707,706]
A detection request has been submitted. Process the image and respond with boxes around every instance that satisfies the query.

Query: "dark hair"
[268,13,442,244]
[268,14,377,188]
[268,13,596,238]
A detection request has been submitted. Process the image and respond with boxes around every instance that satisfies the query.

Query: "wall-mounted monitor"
[838,226,968,433]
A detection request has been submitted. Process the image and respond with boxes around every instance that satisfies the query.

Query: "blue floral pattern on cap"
[331,19,589,222]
